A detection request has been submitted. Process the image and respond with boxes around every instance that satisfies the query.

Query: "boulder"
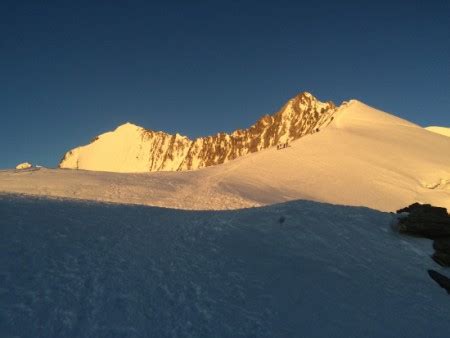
[433,238,450,253]
[15,162,32,170]
[396,203,450,239]
[432,238,450,267]
[396,203,448,217]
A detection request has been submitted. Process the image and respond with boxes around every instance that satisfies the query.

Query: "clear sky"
[1,0,449,168]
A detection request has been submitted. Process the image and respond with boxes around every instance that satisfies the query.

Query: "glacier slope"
[1,195,450,337]
[1,100,449,212]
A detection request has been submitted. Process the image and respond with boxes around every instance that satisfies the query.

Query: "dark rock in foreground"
[432,252,450,267]
[432,238,450,267]
[396,203,450,269]
[396,203,450,239]
[397,203,448,216]
[433,238,450,252]
[428,270,450,294]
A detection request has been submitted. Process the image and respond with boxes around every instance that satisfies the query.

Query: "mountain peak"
[59,92,338,173]
[294,91,314,98]
[115,122,141,131]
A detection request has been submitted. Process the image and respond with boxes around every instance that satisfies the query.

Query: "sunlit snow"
[1,101,449,212]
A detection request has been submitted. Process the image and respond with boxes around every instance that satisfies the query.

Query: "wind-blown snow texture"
[1,194,450,337]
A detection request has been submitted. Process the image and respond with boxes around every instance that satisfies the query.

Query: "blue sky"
[1,0,449,168]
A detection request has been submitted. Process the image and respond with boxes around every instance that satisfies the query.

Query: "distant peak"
[284,92,336,113]
[59,90,338,172]
[115,122,141,131]
[300,91,314,98]
[291,91,316,100]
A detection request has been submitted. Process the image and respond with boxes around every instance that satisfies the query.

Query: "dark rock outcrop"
[396,203,450,239]
[396,203,450,269]
[428,270,450,294]
[432,238,450,267]
[433,238,450,252]
[432,252,450,267]
[397,203,448,216]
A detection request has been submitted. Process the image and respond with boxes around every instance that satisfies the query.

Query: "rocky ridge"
[59,92,337,172]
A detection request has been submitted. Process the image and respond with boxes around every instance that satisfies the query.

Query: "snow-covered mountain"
[2,96,449,212]
[3,93,449,337]
[426,126,450,138]
[59,92,336,172]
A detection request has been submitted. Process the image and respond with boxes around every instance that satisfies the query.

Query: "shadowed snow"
[1,195,450,337]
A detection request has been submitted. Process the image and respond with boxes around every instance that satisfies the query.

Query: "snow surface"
[1,194,450,337]
[1,100,449,212]
[426,126,450,138]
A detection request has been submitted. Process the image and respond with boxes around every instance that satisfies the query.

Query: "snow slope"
[426,126,450,138]
[1,194,450,337]
[1,100,449,212]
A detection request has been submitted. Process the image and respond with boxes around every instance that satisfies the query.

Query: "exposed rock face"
[433,238,450,266]
[397,203,448,216]
[432,251,450,267]
[59,92,337,173]
[396,203,450,267]
[396,203,450,239]
[433,238,450,252]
